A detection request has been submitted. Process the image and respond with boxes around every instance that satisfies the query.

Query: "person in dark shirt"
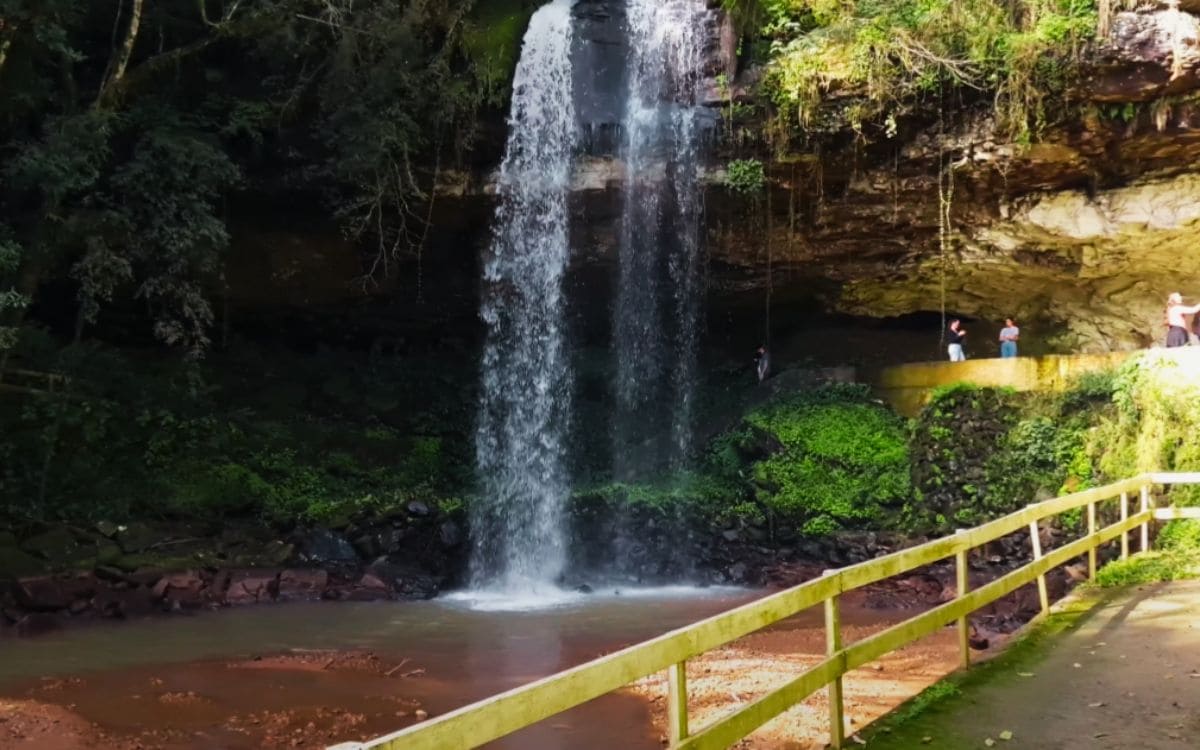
[755,345,770,384]
[947,319,966,362]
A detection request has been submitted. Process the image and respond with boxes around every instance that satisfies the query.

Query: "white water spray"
[470,0,577,595]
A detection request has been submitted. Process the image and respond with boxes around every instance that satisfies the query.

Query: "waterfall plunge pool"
[0,587,757,749]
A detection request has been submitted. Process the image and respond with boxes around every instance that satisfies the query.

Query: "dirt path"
[629,608,964,748]
[867,580,1200,750]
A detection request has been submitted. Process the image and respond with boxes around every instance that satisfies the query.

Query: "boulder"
[364,560,441,599]
[277,569,329,600]
[20,527,93,566]
[116,523,159,554]
[92,587,157,619]
[14,574,96,611]
[0,545,44,581]
[224,570,280,605]
[151,570,208,608]
[406,500,431,517]
[295,528,358,565]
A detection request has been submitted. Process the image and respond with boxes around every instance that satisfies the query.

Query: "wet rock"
[277,569,329,600]
[295,529,358,565]
[365,560,440,599]
[0,544,44,580]
[15,612,61,637]
[116,523,159,554]
[262,540,296,566]
[94,520,119,538]
[14,574,96,611]
[20,527,92,566]
[721,529,740,542]
[439,521,462,548]
[727,562,748,583]
[224,570,280,605]
[406,500,431,517]
[94,565,128,583]
[152,570,207,608]
[351,529,403,560]
[92,587,156,619]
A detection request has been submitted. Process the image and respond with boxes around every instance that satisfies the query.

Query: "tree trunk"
[95,0,144,107]
[0,28,15,78]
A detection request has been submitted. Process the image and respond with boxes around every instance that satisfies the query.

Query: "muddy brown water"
[0,587,932,749]
[0,587,758,749]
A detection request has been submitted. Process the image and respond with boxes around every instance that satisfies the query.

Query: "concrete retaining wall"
[874,351,1138,417]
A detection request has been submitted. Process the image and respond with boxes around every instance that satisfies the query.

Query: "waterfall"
[613,0,709,477]
[470,0,577,593]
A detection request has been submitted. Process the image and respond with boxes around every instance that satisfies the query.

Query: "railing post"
[824,571,844,750]
[955,529,970,669]
[1140,484,1151,552]
[1119,491,1129,560]
[1029,518,1049,615]
[667,661,688,746]
[1087,500,1097,580]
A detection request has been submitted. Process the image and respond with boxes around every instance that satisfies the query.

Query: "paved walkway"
[867,580,1200,749]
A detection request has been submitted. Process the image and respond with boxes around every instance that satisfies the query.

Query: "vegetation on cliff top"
[728,0,1102,144]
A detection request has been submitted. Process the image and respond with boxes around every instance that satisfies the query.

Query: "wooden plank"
[1029,519,1049,615]
[1087,501,1097,580]
[826,593,844,749]
[1140,485,1151,552]
[1120,492,1129,560]
[676,657,843,750]
[955,536,970,669]
[668,661,688,745]
[1154,507,1200,520]
[1148,472,1200,484]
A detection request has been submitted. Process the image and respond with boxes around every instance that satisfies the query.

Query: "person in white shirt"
[1165,292,1200,348]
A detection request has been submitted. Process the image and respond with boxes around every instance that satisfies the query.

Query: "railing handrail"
[335,471,1192,750]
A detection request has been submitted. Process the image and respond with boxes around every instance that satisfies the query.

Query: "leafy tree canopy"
[0,0,531,354]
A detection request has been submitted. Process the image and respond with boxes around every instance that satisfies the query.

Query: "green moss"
[461,1,537,106]
[745,385,911,531]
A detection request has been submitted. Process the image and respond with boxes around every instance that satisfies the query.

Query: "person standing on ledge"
[1165,292,1200,348]
[999,317,1020,358]
[755,345,770,384]
[947,319,967,362]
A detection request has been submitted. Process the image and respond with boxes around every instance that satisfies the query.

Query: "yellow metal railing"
[332,472,1200,750]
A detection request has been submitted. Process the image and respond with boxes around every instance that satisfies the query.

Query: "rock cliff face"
[719,5,1200,351]
[230,4,1200,355]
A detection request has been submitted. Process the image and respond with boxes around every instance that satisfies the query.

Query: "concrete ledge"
[874,350,1137,417]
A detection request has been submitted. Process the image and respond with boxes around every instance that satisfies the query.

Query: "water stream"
[471,0,578,594]
[613,0,710,477]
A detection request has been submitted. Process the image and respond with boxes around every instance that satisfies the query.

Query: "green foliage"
[1094,549,1200,587]
[0,337,473,526]
[754,0,1099,142]
[909,385,1021,531]
[0,0,528,353]
[744,384,912,532]
[725,158,767,194]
